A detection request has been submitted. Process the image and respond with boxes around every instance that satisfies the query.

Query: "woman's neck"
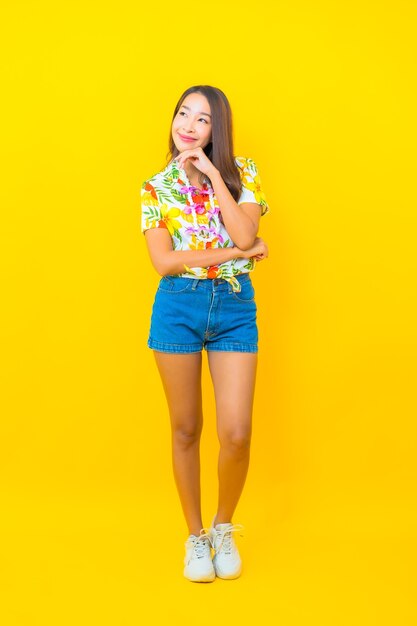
[186,167,205,188]
[173,155,206,187]
[184,162,199,180]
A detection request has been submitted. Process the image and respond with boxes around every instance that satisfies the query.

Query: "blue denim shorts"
[148,273,258,354]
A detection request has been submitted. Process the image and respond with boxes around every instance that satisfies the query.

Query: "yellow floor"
[1,485,416,626]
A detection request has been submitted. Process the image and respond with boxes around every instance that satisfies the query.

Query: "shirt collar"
[165,158,212,192]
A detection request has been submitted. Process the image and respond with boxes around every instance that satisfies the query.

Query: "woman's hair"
[166,85,242,202]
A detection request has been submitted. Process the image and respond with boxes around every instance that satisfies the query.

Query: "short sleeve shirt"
[140,156,269,290]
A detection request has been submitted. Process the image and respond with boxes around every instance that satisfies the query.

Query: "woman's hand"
[238,237,269,261]
[174,147,217,177]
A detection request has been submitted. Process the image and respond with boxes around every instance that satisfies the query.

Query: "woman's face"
[172,92,212,153]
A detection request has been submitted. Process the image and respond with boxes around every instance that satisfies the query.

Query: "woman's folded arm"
[144,228,243,276]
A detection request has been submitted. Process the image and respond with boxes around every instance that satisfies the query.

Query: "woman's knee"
[172,418,203,447]
[219,427,252,452]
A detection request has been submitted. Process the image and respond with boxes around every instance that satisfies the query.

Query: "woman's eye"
[178,111,208,123]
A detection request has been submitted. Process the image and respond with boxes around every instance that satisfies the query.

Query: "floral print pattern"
[140,156,269,291]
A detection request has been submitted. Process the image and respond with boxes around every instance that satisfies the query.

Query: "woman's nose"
[183,119,195,132]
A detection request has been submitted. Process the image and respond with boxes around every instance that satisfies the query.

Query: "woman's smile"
[178,133,198,143]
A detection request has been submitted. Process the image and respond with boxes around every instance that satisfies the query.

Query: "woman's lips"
[178,134,197,142]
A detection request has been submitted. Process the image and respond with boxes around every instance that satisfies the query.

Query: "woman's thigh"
[153,351,204,435]
[207,352,258,442]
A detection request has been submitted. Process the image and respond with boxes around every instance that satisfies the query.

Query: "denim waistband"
[166,272,251,293]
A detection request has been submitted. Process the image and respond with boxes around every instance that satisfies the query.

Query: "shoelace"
[188,529,212,560]
[212,524,244,555]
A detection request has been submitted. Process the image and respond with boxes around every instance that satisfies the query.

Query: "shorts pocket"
[232,280,255,303]
[157,276,194,294]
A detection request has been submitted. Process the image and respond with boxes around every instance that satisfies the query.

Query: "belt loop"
[192,279,199,290]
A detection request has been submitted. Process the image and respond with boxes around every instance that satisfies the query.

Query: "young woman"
[140,85,269,582]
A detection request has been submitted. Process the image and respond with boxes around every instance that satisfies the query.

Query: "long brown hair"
[166,85,242,202]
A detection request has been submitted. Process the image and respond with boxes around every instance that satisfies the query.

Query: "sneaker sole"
[214,564,242,579]
[184,571,216,583]
[215,571,241,580]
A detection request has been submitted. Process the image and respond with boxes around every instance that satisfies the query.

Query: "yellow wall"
[1,1,416,624]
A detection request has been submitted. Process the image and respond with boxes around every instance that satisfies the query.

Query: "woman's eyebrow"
[180,105,211,118]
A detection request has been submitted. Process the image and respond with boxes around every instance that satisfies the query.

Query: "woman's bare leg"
[153,351,204,536]
[207,352,257,526]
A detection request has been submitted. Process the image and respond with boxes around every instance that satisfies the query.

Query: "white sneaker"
[209,517,244,579]
[183,529,215,582]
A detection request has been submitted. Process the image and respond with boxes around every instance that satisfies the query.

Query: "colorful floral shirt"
[140,156,269,291]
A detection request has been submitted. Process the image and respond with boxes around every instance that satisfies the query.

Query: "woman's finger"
[175,147,212,173]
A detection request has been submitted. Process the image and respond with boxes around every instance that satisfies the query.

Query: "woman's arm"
[209,168,261,250]
[144,228,267,276]
[174,149,262,250]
